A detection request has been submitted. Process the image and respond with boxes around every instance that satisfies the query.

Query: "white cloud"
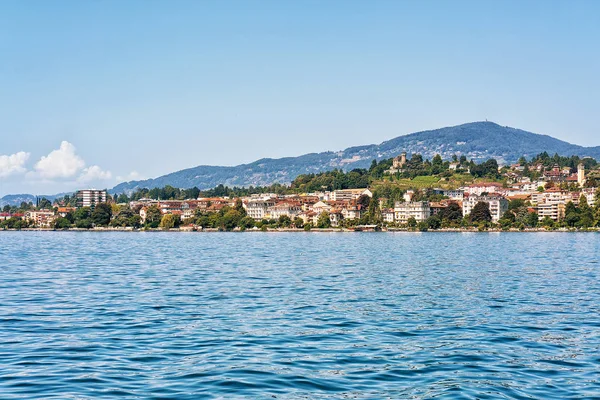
[78,165,112,183]
[116,170,143,182]
[34,141,85,179]
[0,151,30,178]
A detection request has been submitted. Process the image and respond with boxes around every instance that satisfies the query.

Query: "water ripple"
[0,232,599,398]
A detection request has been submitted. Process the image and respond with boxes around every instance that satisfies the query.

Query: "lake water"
[1,232,599,399]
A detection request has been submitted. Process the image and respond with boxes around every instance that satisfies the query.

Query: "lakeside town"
[2,151,600,232]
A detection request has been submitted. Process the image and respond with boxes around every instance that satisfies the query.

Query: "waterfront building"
[267,202,302,219]
[341,204,365,220]
[246,199,276,220]
[394,201,431,223]
[537,202,566,221]
[382,208,395,223]
[76,189,107,208]
[24,209,57,227]
[462,195,508,222]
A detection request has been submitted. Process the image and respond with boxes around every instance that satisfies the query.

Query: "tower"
[577,163,586,187]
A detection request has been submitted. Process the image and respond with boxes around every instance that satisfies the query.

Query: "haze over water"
[1,232,599,399]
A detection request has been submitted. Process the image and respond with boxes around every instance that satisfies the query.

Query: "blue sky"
[1,0,599,195]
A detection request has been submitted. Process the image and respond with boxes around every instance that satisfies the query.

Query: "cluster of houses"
[128,162,595,226]
[133,188,375,226]
[2,161,597,228]
[0,207,75,228]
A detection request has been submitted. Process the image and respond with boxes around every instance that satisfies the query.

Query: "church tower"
[577,163,586,187]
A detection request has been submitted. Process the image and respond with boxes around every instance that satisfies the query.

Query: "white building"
[76,189,107,208]
[267,202,302,219]
[24,210,56,227]
[311,201,333,215]
[462,195,508,222]
[246,199,276,220]
[465,183,504,196]
[341,204,365,221]
[582,188,596,207]
[382,208,395,223]
[330,188,372,202]
[394,201,431,223]
[537,202,565,221]
[443,190,464,201]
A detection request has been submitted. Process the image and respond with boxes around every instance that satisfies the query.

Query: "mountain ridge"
[110,121,600,193]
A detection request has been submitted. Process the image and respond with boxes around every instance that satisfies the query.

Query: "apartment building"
[267,202,302,219]
[537,202,566,221]
[462,195,508,222]
[394,201,431,223]
[329,188,372,202]
[246,199,276,220]
[76,189,107,208]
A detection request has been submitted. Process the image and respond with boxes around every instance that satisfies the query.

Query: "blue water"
[0,232,599,399]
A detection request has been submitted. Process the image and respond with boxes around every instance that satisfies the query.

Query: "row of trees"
[114,153,517,203]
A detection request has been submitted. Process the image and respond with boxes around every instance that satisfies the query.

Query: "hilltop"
[110,122,600,193]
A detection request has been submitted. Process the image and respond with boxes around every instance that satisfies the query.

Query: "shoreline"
[2,227,598,233]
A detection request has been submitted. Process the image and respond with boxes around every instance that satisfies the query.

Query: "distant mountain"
[0,193,63,208]
[110,122,600,193]
[0,194,37,208]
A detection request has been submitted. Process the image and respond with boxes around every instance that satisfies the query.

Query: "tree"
[499,210,516,228]
[218,208,242,230]
[54,217,71,230]
[116,193,129,204]
[293,217,304,229]
[526,212,539,227]
[74,207,92,221]
[470,201,492,223]
[159,214,181,230]
[577,195,594,228]
[367,192,382,224]
[128,215,142,229]
[239,216,255,230]
[508,199,525,210]
[439,202,462,223]
[278,215,292,228]
[75,218,93,229]
[426,215,441,230]
[234,198,246,216]
[37,197,52,209]
[356,194,370,209]
[317,212,331,228]
[564,201,579,227]
[91,203,112,226]
[144,205,162,228]
[407,217,417,228]
[541,216,555,228]
[110,208,133,227]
